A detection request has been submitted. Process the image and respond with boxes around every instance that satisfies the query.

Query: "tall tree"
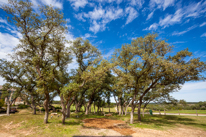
[2,0,70,123]
[112,33,206,124]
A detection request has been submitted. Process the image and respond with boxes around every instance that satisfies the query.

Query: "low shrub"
[18,104,28,109]
[0,99,4,108]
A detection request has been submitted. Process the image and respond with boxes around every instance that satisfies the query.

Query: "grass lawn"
[153,110,206,114]
[0,109,206,137]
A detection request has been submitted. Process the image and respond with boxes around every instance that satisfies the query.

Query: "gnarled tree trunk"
[43,93,50,124]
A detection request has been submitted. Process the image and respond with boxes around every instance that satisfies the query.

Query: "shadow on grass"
[132,115,206,129]
[63,120,82,125]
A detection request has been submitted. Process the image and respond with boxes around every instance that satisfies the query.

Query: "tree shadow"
[134,115,206,129]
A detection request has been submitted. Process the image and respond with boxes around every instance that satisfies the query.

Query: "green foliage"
[18,104,28,109]
[0,99,4,108]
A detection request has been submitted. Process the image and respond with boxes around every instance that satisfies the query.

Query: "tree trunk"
[143,108,144,117]
[43,94,49,124]
[7,103,10,116]
[89,106,91,113]
[119,104,121,115]
[62,106,66,124]
[66,103,71,118]
[130,106,134,124]
[32,96,36,115]
[121,105,124,115]
[84,104,86,112]
[75,100,78,113]
[137,102,142,121]
[60,95,66,124]
[125,102,131,116]
[116,103,119,113]
[94,103,95,114]
[85,101,92,115]
[66,99,75,118]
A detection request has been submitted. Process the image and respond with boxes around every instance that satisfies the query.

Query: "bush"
[0,99,4,108]
[55,106,62,109]
[41,108,45,111]
[18,104,28,109]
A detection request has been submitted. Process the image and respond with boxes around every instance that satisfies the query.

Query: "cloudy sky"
[0,0,206,102]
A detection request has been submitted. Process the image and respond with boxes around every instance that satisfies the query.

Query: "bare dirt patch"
[0,131,15,137]
[82,118,136,135]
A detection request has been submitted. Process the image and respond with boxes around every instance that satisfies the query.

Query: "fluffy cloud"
[69,0,88,10]
[125,7,138,25]
[77,6,123,33]
[0,32,19,60]
[130,0,144,8]
[144,23,158,30]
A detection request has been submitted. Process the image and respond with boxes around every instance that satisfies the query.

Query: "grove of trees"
[0,0,205,124]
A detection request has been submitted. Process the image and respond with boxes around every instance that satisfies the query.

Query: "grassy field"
[0,108,206,137]
[153,110,206,114]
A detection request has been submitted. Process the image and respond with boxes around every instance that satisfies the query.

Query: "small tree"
[1,83,21,116]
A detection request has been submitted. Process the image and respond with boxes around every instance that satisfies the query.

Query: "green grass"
[130,114,206,131]
[153,110,206,114]
[0,108,206,137]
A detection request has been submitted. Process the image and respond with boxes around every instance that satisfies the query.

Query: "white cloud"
[171,81,206,102]
[144,23,158,30]
[69,0,88,10]
[200,32,206,37]
[0,0,8,5]
[97,0,122,4]
[171,41,186,44]
[200,22,206,27]
[103,48,115,59]
[78,6,123,33]
[130,0,144,8]
[0,17,8,25]
[0,32,19,60]
[146,11,154,20]
[66,18,70,23]
[82,33,96,40]
[180,82,206,91]
[125,7,138,25]
[75,13,86,22]
[149,0,175,11]
[172,25,197,36]
[147,1,206,30]
[159,9,183,28]
[31,0,63,9]
[89,20,105,34]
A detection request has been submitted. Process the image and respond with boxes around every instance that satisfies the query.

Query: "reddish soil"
[83,118,136,135]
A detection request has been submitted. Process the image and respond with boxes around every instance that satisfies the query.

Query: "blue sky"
[0,0,206,102]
